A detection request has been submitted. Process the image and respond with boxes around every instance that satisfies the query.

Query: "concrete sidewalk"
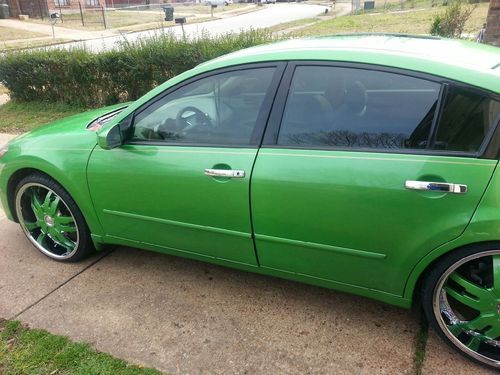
[0,133,494,374]
[0,19,116,41]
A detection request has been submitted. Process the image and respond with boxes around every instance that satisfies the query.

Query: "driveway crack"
[11,250,114,320]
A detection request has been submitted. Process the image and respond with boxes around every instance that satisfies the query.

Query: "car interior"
[278,67,440,149]
[132,68,275,145]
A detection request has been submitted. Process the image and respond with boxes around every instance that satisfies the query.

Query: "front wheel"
[422,245,500,369]
[14,173,94,262]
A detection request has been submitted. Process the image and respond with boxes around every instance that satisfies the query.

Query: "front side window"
[277,66,441,150]
[132,67,276,146]
[434,87,499,153]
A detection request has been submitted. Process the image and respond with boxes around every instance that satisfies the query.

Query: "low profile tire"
[421,244,500,369]
[14,173,94,262]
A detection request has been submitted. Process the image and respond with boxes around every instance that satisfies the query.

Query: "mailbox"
[175,17,186,24]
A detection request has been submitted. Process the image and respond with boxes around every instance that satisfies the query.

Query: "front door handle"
[405,180,467,194]
[204,169,245,178]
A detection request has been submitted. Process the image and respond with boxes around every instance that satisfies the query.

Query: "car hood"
[8,103,130,151]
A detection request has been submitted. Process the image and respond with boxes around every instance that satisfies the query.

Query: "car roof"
[196,34,500,94]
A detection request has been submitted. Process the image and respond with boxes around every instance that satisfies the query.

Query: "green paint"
[0,35,498,311]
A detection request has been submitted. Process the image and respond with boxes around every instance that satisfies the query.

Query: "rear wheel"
[422,245,500,369]
[14,173,94,262]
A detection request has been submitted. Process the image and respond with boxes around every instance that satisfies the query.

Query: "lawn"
[0,27,45,42]
[0,101,86,133]
[272,1,489,36]
[1,38,68,52]
[27,3,255,31]
[0,320,161,375]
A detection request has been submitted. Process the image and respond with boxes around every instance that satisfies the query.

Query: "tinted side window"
[277,66,440,150]
[132,67,276,145]
[434,87,499,152]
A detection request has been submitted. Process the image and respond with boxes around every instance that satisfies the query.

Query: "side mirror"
[97,125,122,150]
[97,114,133,150]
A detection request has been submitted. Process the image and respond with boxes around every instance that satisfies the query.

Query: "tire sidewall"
[14,173,94,262]
[421,242,500,370]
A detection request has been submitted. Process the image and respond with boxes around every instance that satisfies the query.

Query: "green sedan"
[0,34,499,369]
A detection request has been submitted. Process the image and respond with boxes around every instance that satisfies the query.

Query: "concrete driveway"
[0,133,494,374]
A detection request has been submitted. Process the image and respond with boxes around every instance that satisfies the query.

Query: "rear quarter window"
[434,87,499,153]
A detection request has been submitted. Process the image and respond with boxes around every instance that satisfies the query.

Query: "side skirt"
[103,234,412,309]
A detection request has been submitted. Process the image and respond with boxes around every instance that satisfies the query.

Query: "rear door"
[251,63,499,296]
[88,63,284,266]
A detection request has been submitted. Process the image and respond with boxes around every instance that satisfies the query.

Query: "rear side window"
[434,87,499,152]
[277,66,441,150]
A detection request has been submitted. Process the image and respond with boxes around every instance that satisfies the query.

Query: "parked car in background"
[204,0,232,6]
[0,35,499,370]
[262,0,276,4]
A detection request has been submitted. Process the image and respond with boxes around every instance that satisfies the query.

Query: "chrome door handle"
[204,169,245,178]
[405,180,467,194]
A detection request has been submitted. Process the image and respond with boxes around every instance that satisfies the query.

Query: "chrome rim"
[433,250,500,368]
[15,183,79,260]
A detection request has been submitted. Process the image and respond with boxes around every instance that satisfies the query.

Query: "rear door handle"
[405,180,467,194]
[204,169,245,178]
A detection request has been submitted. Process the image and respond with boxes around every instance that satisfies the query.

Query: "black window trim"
[124,62,287,149]
[262,60,500,160]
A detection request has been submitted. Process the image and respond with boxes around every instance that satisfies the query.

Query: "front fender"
[0,141,104,242]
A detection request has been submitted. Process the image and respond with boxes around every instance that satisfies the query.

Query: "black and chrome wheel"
[422,245,500,369]
[14,173,94,262]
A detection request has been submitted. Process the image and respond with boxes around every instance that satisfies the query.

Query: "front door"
[251,64,499,296]
[88,64,283,266]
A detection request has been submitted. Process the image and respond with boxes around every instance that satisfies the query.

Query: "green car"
[0,34,499,368]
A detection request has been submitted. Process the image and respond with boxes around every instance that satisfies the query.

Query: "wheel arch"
[405,240,500,305]
[6,167,40,222]
[5,164,105,243]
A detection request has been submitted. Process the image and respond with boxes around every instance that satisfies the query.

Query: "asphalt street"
[56,3,327,52]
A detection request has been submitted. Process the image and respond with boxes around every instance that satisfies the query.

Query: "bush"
[430,1,475,38]
[0,29,276,107]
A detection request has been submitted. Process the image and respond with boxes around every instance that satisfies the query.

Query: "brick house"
[485,0,500,46]
[49,0,105,10]
[7,0,104,18]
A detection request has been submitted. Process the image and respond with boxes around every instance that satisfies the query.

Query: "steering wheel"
[175,106,213,133]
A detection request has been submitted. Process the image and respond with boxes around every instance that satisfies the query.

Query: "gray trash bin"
[162,6,174,21]
[0,3,9,19]
[364,0,375,9]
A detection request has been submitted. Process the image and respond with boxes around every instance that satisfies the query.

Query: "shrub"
[0,29,276,107]
[430,1,475,38]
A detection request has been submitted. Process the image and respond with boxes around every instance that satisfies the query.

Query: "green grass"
[413,312,429,375]
[272,1,488,36]
[1,38,69,52]
[270,17,319,33]
[0,27,45,42]
[0,320,162,375]
[0,101,86,133]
